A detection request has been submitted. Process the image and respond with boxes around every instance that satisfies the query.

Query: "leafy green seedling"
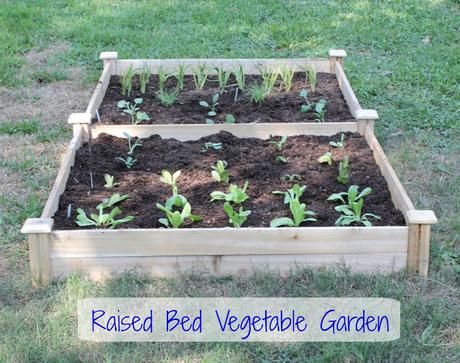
[226,114,235,124]
[117,99,150,125]
[139,65,151,94]
[273,184,306,204]
[280,174,301,182]
[211,160,229,183]
[123,132,142,155]
[248,84,268,104]
[210,181,249,204]
[174,64,188,90]
[157,66,170,93]
[299,89,313,113]
[192,64,208,90]
[118,156,136,169]
[337,156,350,184]
[121,66,135,97]
[233,65,245,91]
[258,66,278,94]
[223,202,251,228]
[202,142,223,152]
[317,151,333,166]
[215,67,231,93]
[270,198,316,227]
[104,174,119,189]
[314,99,327,122]
[160,170,181,196]
[305,65,316,92]
[269,136,288,151]
[279,65,295,91]
[275,156,288,164]
[199,93,219,116]
[76,193,134,228]
[328,185,381,226]
[329,133,346,149]
[156,90,177,107]
[156,202,202,228]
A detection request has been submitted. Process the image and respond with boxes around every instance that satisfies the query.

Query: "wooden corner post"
[100,51,118,74]
[329,49,347,72]
[406,210,438,276]
[356,109,379,134]
[68,113,91,141]
[21,218,54,286]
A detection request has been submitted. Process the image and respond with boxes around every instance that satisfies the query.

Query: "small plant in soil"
[211,160,229,183]
[123,132,142,155]
[275,155,288,164]
[139,65,151,94]
[280,174,301,182]
[192,64,208,90]
[248,84,269,104]
[210,181,249,204]
[269,135,288,151]
[299,90,327,121]
[118,156,136,169]
[104,174,119,189]
[75,193,134,228]
[121,66,135,97]
[273,184,306,204]
[223,202,251,228]
[305,65,316,92]
[314,99,327,122]
[258,66,278,94]
[329,133,346,149]
[156,90,177,107]
[117,99,150,125]
[328,185,381,226]
[225,114,235,124]
[233,65,245,101]
[317,151,333,165]
[173,64,188,90]
[279,65,295,91]
[337,156,350,184]
[156,202,202,229]
[200,93,219,117]
[299,89,313,113]
[215,67,231,93]
[160,169,188,209]
[157,66,170,93]
[202,142,222,152]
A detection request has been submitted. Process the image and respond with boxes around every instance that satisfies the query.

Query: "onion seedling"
[121,66,135,97]
[156,90,177,107]
[270,198,317,227]
[156,202,202,228]
[223,202,251,228]
[199,93,219,117]
[75,193,134,228]
[118,156,136,169]
[233,65,245,91]
[258,66,278,94]
[317,151,333,166]
[269,136,287,151]
[123,132,142,155]
[337,156,350,184]
[211,160,229,183]
[329,133,346,149]
[248,84,268,104]
[279,65,295,91]
[173,64,188,90]
[157,66,170,93]
[192,64,208,90]
[215,67,231,93]
[328,185,381,226]
[305,65,316,92]
[117,99,150,125]
[273,184,306,204]
[211,181,249,204]
[139,65,151,94]
[104,174,119,189]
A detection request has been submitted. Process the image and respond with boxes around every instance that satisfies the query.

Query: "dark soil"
[98,73,355,124]
[54,132,405,229]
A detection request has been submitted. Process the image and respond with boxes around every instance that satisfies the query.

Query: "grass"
[0,0,459,361]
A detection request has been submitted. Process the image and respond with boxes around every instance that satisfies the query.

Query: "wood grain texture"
[335,62,361,118]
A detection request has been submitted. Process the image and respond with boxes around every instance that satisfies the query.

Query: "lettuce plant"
[270,199,316,227]
[156,202,202,228]
[223,202,251,228]
[211,160,229,183]
[337,156,350,184]
[211,181,249,204]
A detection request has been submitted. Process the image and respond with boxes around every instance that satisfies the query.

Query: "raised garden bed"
[22,122,437,285]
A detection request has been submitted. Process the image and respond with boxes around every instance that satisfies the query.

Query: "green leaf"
[136,111,150,121]
[225,114,235,124]
[356,187,372,200]
[206,118,214,124]
[299,89,308,98]
[117,100,128,108]
[159,218,169,227]
[270,217,295,228]
[134,98,143,104]
[199,100,209,108]
[208,111,217,117]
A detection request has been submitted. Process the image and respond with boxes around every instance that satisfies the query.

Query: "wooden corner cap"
[406,210,438,225]
[21,218,54,234]
[356,109,379,120]
[100,51,118,60]
[329,49,347,58]
[68,113,92,125]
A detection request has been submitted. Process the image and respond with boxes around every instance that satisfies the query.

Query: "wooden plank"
[418,225,431,276]
[335,62,361,118]
[41,128,83,218]
[91,122,358,140]
[364,126,415,214]
[85,61,113,117]
[50,227,408,258]
[28,233,52,286]
[51,252,406,280]
[116,58,332,75]
[407,224,420,273]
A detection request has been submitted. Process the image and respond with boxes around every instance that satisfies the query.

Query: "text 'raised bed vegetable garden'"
[22,50,437,285]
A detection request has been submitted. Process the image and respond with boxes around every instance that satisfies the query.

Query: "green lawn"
[0,0,459,361]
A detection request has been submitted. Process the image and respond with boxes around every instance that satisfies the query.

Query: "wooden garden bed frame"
[21,51,437,285]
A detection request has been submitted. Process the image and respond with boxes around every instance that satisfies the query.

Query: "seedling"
[156,90,177,107]
[75,193,134,228]
[269,136,288,151]
[199,93,219,117]
[117,99,150,125]
[211,160,229,183]
[273,184,306,204]
[139,65,151,94]
[314,99,327,122]
[275,156,288,164]
[210,181,249,204]
[279,65,295,91]
[118,156,136,169]
[223,202,251,228]
[270,199,317,227]
[156,202,202,228]
[337,156,350,184]
[121,66,135,97]
[104,174,119,189]
[317,151,333,166]
[299,90,327,121]
[202,142,222,152]
[157,66,170,93]
[215,67,231,93]
[174,64,188,90]
[328,185,381,226]
[299,89,313,113]
[192,64,208,90]
[123,132,142,155]
[248,84,268,104]
[258,66,278,94]
[329,133,346,149]
[280,174,301,182]
[160,170,181,196]
[306,65,316,92]
[225,114,235,124]
[233,65,246,101]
